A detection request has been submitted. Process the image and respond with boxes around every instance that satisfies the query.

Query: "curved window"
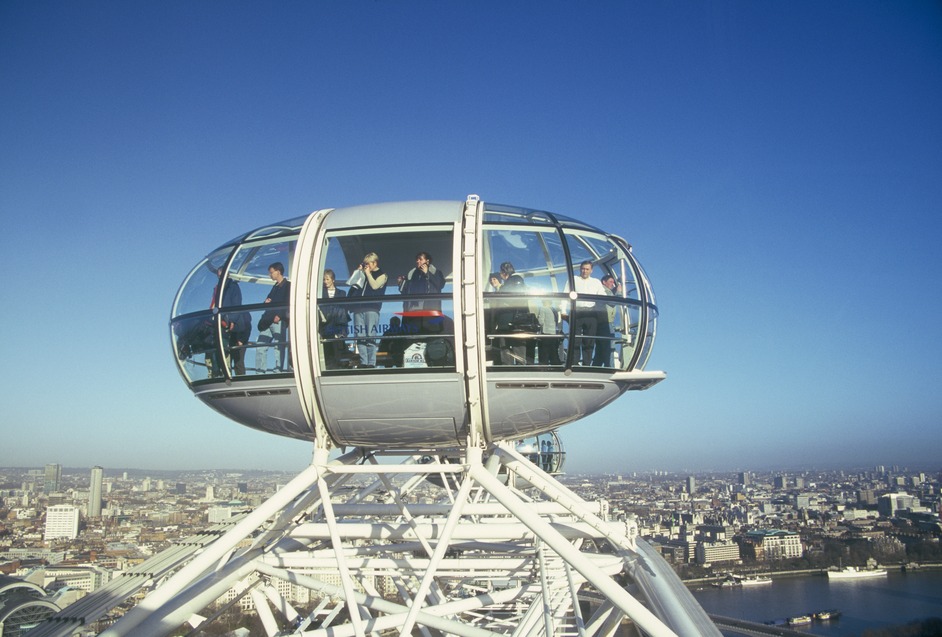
[481,204,658,372]
[169,205,658,383]
[171,247,234,318]
[481,225,569,367]
[630,255,658,369]
[170,217,302,384]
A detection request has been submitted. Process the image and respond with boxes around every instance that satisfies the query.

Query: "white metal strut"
[40,443,720,637]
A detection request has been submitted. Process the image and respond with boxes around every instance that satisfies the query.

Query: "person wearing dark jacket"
[320,269,349,368]
[398,251,446,340]
[493,261,535,365]
[256,262,291,373]
[398,252,446,311]
[210,268,251,377]
[219,275,251,376]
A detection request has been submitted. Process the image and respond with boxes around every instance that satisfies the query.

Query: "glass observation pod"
[170,196,665,448]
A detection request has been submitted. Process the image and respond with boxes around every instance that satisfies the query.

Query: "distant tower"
[773,475,787,489]
[205,485,215,501]
[89,466,104,518]
[44,504,80,540]
[738,471,751,486]
[44,463,61,493]
[686,475,696,495]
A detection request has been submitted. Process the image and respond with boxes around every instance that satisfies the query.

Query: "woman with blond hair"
[349,252,387,368]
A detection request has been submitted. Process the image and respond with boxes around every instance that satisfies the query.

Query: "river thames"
[691,570,942,635]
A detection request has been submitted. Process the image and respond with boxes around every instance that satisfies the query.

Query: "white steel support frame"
[94,443,721,637]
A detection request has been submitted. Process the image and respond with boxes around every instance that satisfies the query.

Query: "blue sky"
[1,2,939,474]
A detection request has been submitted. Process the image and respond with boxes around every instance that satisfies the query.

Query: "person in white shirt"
[571,261,607,365]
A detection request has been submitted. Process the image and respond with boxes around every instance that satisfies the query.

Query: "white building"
[741,529,802,561]
[44,505,80,541]
[695,540,741,565]
[41,565,111,592]
[208,507,237,524]
[878,492,920,517]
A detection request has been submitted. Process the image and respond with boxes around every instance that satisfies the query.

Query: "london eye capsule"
[170,196,664,449]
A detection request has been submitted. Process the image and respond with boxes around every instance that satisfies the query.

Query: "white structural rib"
[31,444,720,637]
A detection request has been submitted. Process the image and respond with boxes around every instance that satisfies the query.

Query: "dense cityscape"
[2,462,941,635]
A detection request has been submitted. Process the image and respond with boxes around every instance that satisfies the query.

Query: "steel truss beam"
[41,444,719,637]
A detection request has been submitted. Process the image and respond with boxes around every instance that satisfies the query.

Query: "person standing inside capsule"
[398,252,445,310]
[256,262,290,373]
[320,269,349,369]
[398,251,446,336]
[215,267,251,376]
[594,274,618,367]
[352,252,387,368]
[495,262,535,365]
[571,260,606,366]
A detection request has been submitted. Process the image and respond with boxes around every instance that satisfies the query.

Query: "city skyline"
[3,451,938,634]
[5,462,940,482]
[1,3,940,473]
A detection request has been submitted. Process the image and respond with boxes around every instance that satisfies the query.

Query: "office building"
[43,463,61,493]
[695,540,741,565]
[44,505,80,541]
[878,493,919,517]
[40,565,111,592]
[89,466,103,518]
[740,529,802,560]
[208,507,237,524]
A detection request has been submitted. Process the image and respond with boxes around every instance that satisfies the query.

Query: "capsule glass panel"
[481,224,569,368]
[316,226,455,372]
[172,247,234,318]
[630,256,658,369]
[170,222,300,383]
[479,207,657,372]
[226,237,298,376]
[172,314,220,382]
